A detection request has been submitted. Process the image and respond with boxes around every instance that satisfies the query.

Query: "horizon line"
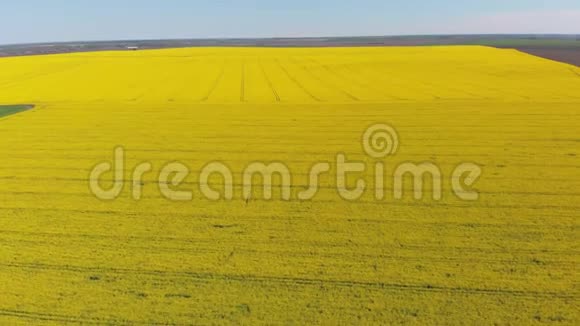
[2,33,579,47]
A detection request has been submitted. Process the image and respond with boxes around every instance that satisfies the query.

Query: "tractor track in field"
[276,59,321,102]
[291,57,360,101]
[0,309,166,325]
[259,59,281,102]
[0,228,577,253]
[0,62,88,90]
[2,262,577,300]
[1,237,577,269]
[200,62,226,102]
[306,58,404,101]
[1,192,580,210]
[240,60,246,102]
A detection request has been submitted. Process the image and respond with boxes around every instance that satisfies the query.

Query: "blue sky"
[1,0,579,44]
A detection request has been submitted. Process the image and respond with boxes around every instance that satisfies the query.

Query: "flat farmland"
[0,47,578,324]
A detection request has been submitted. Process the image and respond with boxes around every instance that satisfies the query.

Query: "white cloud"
[443,10,580,34]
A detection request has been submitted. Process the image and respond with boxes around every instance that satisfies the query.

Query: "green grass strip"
[0,104,34,118]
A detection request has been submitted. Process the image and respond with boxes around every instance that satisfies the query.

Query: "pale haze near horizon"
[1,0,579,45]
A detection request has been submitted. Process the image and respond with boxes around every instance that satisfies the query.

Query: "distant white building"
[126,46,139,51]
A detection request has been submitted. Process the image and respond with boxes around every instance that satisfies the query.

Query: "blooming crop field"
[0,46,578,324]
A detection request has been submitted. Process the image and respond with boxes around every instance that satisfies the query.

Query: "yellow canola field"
[0,47,578,324]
